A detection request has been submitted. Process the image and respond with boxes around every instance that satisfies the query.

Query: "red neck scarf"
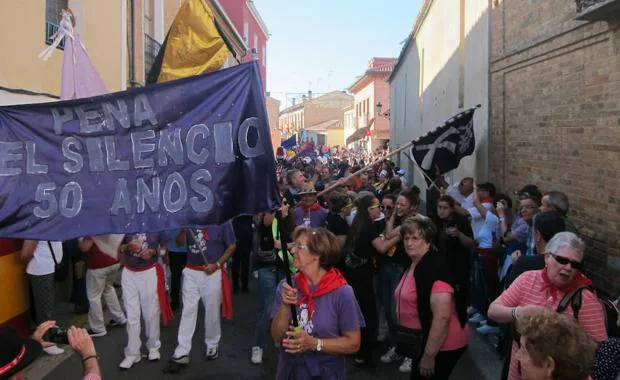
[300,202,322,213]
[540,268,592,300]
[295,268,348,317]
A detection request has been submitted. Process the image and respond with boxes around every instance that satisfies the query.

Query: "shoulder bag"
[48,241,68,282]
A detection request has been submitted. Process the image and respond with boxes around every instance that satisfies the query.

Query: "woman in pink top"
[394,215,469,380]
[488,232,607,380]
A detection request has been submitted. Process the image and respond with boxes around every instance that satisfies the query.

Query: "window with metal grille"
[45,0,68,49]
[144,34,161,80]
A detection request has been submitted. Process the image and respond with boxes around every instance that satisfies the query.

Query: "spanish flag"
[146,0,231,84]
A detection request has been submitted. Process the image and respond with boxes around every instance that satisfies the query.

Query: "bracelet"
[511,307,520,321]
[215,262,221,269]
[82,355,98,363]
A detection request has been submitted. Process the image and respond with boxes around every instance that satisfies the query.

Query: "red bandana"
[295,268,348,317]
[540,267,592,300]
[481,197,494,204]
[300,202,322,213]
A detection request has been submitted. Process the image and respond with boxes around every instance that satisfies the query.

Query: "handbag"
[48,241,68,282]
[394,267,427,360]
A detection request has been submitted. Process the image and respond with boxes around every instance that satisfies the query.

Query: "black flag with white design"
[409,106,477,185]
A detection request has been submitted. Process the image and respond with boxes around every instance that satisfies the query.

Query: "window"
[254,34,258,51]
[243,22,249,43]
[45,0,68,49]
[144,0,154,37]
[262,45,266,66]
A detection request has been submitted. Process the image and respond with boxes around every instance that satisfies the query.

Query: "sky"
[256,1,422,110]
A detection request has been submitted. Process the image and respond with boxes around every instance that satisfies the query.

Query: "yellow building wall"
[327,129,345,147]
[0,1,125,97]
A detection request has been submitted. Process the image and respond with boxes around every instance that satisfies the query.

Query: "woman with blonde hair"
[516,307,598,380]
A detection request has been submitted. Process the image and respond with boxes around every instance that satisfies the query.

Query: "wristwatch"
[215,262,221,269]
[316,338,323,352]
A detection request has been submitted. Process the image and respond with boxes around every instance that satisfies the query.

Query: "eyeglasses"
[288,242,309,251]
[549,252,583,271]
[381,205,393,211]
[520,205,536,210]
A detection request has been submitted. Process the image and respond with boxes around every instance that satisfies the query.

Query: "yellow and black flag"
[146,0,231,84]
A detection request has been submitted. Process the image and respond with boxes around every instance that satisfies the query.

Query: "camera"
[43,327,69,345]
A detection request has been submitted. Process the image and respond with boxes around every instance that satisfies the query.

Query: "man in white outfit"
[79,236,127,337]
[119,232,168,370]
[169,223,236,366]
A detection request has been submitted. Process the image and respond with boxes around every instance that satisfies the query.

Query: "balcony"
[45,21,65,50]
[575,0,620,21]
[144,34,162,80]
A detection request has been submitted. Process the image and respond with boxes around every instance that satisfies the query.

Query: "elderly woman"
[395,215,469,380]
[270,227,364,379]
[488,232,608,380]
[516,307,598,380]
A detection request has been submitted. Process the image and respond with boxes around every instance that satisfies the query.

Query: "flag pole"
[317,141,414,197]
[402,151,442,192]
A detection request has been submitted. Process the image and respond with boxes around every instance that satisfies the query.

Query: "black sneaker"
[108,319,126,327]
[87,329,107,338]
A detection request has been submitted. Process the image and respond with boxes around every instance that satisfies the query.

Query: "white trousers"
[173,267,222,357]
[87,263,126,332]
[122,267,161,357]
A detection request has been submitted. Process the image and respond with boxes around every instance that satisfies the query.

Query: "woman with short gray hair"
[488,231,607,380]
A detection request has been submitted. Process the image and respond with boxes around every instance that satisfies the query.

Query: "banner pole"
[278,218,299,327]
[317,141,414,197]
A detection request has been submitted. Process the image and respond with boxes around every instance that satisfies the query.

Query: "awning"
[346,126,369,145]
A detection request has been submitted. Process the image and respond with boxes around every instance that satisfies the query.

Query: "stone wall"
[490,0,620,294]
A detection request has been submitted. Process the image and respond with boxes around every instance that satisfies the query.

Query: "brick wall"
[490,0,620,294]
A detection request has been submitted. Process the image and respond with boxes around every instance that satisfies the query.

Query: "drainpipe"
[129,0,139,87]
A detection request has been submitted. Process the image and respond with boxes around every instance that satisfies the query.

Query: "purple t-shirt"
[186,223,236,265]
[292,206,329,228]
[271,279,365,380]
[122,232,167,270]
[510,217,531,244]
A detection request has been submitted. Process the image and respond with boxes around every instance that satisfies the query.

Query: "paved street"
[35,277,501,380]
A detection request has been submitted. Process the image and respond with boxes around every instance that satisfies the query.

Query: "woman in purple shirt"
[271,227,365,380]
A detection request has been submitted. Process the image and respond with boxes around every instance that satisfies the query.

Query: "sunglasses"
[369,204,380,210]
[549,252,583,271]
[381,205,393,211]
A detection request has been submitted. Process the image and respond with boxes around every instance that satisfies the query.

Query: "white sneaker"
[477,324,500,335]
[250,346,263,364]
[43,345,64,355]
[467,306,477,316]
[148,349,160,361]
[119,355,141,370]
[380,346,402,364]
[468,313,485,324]
[399,357,413,373]
[205,346,218,360]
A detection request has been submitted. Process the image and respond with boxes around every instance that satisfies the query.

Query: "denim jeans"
[254,266,281,348]
[378,261,405,344]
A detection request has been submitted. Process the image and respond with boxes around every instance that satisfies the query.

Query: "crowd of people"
[1,146,619,380]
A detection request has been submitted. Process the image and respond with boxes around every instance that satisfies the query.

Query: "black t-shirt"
[354,223,380,259]
[325,213,349,236]
[435,213,474,288]
[386,216,412,266]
